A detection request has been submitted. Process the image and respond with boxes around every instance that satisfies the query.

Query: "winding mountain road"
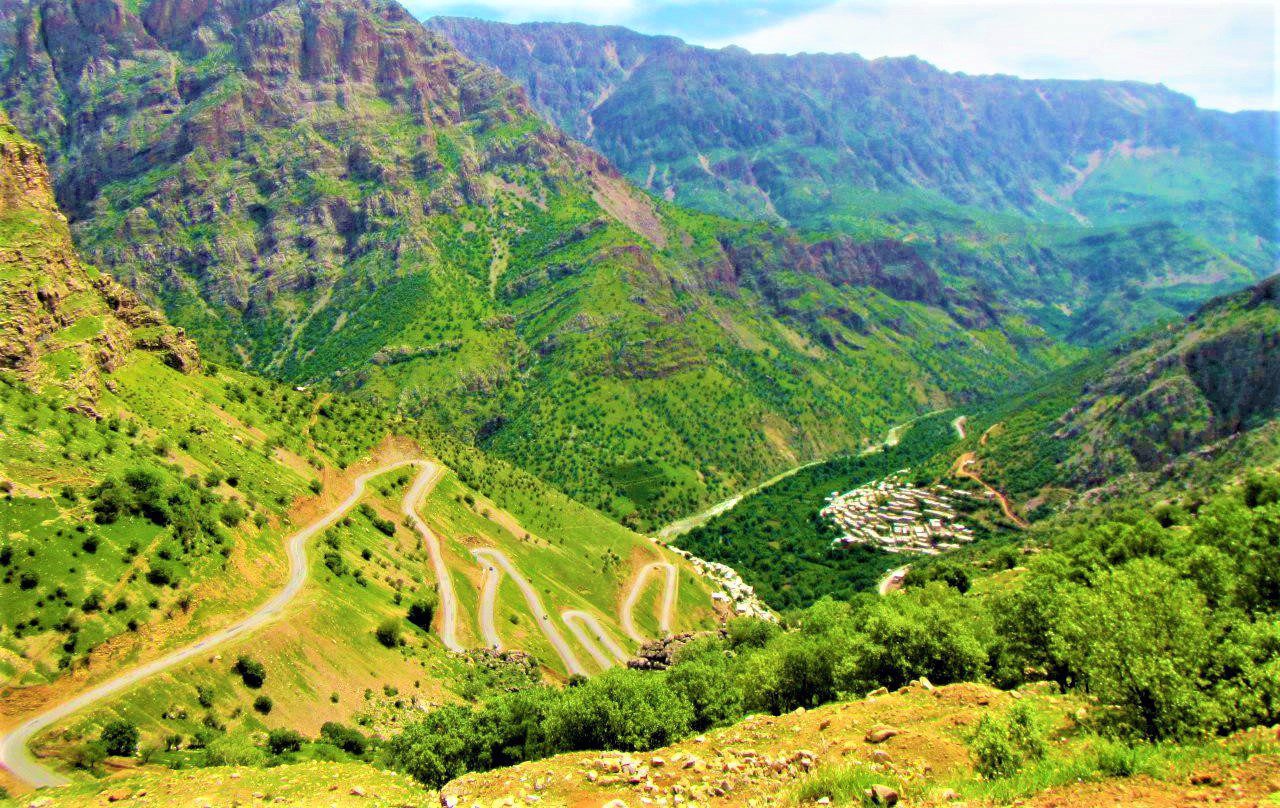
[0,459,425,790]
[3,458,685,789]
[621,562,678,643]
[562,611,628,670]
[953,452,1029,528]
[401,463,463,652]
[471,549,589,677]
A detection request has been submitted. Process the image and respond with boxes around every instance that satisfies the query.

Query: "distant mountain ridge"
[428,16,1277,288]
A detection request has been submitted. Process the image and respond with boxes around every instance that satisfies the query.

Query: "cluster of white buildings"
[666,546,776,621]
[820,471,975,555]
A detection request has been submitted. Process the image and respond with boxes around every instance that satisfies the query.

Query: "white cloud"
[700,1,1277,111]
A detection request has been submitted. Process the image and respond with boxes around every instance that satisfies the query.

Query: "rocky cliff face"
[0,0,659,351]
[0,109,197,411]
[1055,276,1280,484]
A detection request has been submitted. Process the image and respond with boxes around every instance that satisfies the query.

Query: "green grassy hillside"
[0,112,719,794]
[960,276,1280,509]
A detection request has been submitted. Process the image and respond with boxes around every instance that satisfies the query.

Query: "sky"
[404,1,1278,112]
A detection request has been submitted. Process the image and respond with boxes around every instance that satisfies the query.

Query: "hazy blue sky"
[406,1,1277,112]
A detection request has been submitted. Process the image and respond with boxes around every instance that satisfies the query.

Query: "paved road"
[0,459,422,790]
[471,549,588,677]
[562,611,628,670]
[621,562,677,643]
[655,462,820,541]
[400,463,463,652]
[475,557,503,652]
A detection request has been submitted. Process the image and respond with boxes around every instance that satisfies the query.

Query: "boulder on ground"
[865,725,900,743]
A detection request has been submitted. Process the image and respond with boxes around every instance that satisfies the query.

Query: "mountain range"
[0,0,1277,803]
[429,17,1276,250]
[431,17,1277,334]
[1,1,1273,533]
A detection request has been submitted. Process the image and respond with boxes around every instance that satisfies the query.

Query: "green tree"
[375,618,402,648]
[100,720,139,757]
[385,705,474,788]
[843,584,989,693]
[667,660,743,731]
[1054,558,1215,740]
[407,591,439,632]
[266,728,305,754]
[234,655,267,688]
[545,669,694,752]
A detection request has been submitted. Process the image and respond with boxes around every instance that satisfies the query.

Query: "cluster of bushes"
[358,503,397,537]
[76,716,372,772]
[386,472,1280,787]
[385,665,699,787]
[90,465,227,544]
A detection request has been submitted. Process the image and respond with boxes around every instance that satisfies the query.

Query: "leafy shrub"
[234,655,266,688]
[100,720,139,757]
[545,669,694,752]
[266,728,305,755]
[145,563,175,587]
[253,695,273,714]
[385,706,473,787]
[204,734,267,766]
[375,618,402,648]
[666,660,742,731]
[969,703,1046,779]
[970,715,1019,780]
[323,551,347,576]
[220,501,247,527]
[726,616,778,649]
[320,722,367,755]
[406,592,439,631]
[70,741,107,771]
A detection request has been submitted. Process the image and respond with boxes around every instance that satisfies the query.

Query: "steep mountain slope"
[428,17,1277,321]
[0,118,717,793]
[0,0,1072,529]
[971,275,1280,505]
[0,113,390,697]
